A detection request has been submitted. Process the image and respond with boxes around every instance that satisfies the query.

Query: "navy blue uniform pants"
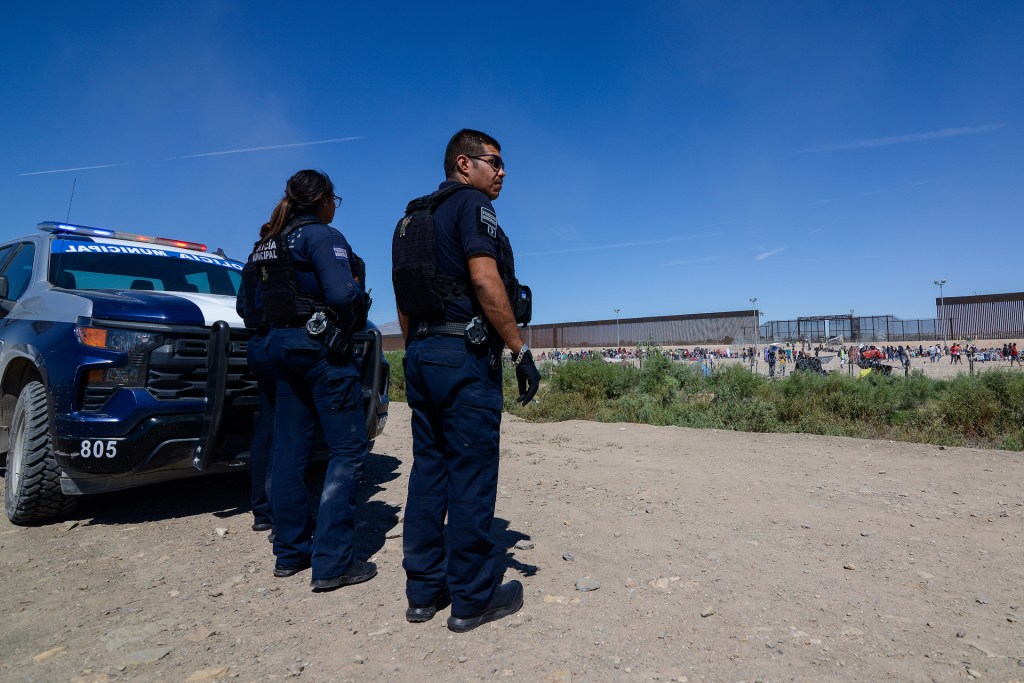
[266,327,367,580]
[246,333,275,527]
[402,335,503,618]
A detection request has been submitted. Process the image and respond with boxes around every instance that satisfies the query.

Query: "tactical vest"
[238,257,267,331]
[392,184,473,320]
[250,218,327,326]
[392,184,530,324]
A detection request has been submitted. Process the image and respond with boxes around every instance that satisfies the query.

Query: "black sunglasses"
[467,154,505,171]
[333,195,342,207]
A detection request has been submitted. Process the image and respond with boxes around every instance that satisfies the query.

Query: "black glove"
[515,348,540,406]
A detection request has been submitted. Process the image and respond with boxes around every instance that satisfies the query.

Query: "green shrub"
[720,396,780,433]
[521,360,1024,451]
[672,362,710,396]
[552,357,634,400]
[384,350,406,403]
[638,352,676,406]
[391,346,1024,452]
[937,375,1003,440]
[711,364,765,402]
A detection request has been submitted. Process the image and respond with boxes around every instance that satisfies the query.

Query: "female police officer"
[247,169,375,591]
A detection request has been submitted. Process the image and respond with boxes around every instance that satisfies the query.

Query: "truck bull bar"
[192,324,383,471]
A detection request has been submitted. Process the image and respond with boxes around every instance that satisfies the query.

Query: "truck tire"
[4,381,77,524]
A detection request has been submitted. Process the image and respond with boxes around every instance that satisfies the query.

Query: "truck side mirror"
[0,276,8,300]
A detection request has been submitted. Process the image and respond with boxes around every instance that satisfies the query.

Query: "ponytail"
[259,169,334,244]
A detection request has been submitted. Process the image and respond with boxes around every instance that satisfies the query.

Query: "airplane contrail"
[167,136,365,160]
[16,136,366,176]
[755,247,787,261]
[18,163,129,176]
[793,123,1004,154]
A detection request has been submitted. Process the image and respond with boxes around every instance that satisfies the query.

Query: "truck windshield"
[48,239,242,296]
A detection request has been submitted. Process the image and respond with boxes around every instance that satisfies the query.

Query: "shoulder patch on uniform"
[479,206,498,238]
[333,246,349,260]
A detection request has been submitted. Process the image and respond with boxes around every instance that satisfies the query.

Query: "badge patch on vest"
[479,207,498,239]
[333,246,349,260]
[251,240,277,262]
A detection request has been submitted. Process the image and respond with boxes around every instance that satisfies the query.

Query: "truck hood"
[74,290,244,328]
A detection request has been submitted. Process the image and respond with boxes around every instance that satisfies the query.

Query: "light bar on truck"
[38,221,208,252]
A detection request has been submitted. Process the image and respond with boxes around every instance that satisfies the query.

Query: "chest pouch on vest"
[392,184,475,320]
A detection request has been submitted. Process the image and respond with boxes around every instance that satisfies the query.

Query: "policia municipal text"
[239,170,376,591]
[392,129,540,632]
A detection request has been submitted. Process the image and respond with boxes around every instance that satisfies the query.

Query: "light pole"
[749,298,758,348]
[614,308,621,349]
[934,279,946,348]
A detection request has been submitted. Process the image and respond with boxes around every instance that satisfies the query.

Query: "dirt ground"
[2,402,1023,683]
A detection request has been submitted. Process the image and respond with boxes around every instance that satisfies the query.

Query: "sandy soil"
[2,402,1023,683]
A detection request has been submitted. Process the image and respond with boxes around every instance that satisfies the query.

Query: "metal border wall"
[384,310,760,350]
[524,310,758,348]
[381,293,1024,350]
[938,292,1024,340]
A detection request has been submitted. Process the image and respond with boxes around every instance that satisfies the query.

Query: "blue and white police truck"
[0,222,388,525]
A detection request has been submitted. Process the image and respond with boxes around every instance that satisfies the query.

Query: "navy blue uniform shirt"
[430,181,504,324]
[283,217,364,315]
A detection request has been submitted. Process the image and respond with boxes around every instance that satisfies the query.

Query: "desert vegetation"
[385,349,1024,451]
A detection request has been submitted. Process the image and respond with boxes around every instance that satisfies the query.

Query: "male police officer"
[392,129,540,632]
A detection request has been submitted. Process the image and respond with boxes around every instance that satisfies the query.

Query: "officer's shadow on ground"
[492,517,538,577]
[304,451,403,561]
[353,453,403,560]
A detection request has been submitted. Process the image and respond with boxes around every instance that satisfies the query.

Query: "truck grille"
[146,333,256,402]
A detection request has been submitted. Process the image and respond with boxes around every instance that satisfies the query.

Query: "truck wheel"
[4,381,77,524]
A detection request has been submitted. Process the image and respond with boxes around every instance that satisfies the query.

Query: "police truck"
[0,222,388,524]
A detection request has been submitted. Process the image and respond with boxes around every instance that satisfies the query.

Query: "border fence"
[759,315,946,344]
[381,293,1024,350]
[760,294,1024,345]
[523,310,757,348]
[938,292,1024,341]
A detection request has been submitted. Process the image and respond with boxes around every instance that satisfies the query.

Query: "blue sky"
[3,2,1021,327]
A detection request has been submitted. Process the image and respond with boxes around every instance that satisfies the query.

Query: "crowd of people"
[533,340,1024,374]
[845,342,1021,366]
[536,346,742,364]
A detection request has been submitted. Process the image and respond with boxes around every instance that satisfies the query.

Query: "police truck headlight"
[76,325,161,387]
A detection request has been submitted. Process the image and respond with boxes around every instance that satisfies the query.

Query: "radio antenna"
[65,177,77,222]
